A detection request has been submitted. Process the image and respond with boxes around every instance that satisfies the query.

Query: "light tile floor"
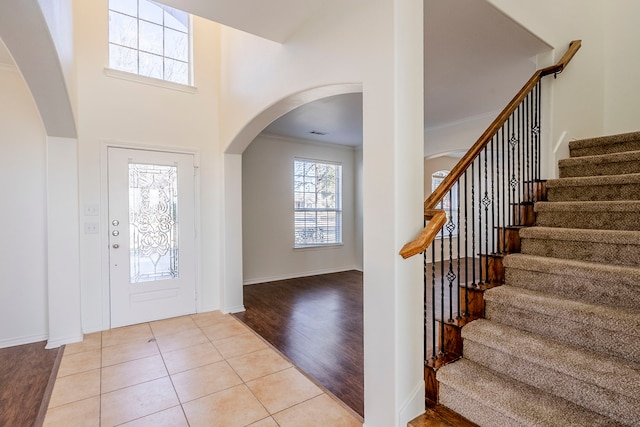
[43,311,362,427]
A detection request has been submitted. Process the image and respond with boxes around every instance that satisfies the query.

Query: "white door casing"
[108,147,196,327]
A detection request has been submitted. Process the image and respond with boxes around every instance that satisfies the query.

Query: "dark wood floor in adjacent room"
[0,341,61,427]
[234,270,364,418]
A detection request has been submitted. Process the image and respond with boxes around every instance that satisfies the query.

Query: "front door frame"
[100,140,201,331]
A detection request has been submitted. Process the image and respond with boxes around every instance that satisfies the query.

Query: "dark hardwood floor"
[0,341,62,427]
[234,270,364,418]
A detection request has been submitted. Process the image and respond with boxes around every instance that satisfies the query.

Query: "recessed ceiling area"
[261,93,363,147]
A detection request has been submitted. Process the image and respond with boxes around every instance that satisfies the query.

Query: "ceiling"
[0,39,13,66]
[256,0,551,147]
[0,0,551,148]
[157,0,327,43]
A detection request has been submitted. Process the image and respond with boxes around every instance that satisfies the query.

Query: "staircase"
[435,131,640,426]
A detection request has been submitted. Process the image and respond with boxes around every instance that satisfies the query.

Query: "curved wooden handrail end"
[399,210,447,259]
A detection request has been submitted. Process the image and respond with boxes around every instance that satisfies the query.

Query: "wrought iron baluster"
[423,242,427,364]
[447,189,455,323]
[510,117,519,225]
[456,177,461,319]
[517,105,522,224]
[501,126,507,251]
[491,136,496,255]
[463,171,469,317]
[477,156,484,283]
[439,227,445,356]
[431,242,436,361]
[471,162,476,287]
[483,147,490,284]
[525,93,531,203]
[536,81,542,180]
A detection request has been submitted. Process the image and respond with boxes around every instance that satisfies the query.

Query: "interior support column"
[46,136,82,348]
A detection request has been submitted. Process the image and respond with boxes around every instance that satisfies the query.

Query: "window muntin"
[294,159,342,247]
[432,170,459,235]
[109,0,191,85]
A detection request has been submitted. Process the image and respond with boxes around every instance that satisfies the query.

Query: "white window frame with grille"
[293,158,343,248]
[432,170,459,237]
[108,0,193,87]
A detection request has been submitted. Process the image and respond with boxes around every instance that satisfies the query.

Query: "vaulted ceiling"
[254,0,551,146]
[0,0,551,147]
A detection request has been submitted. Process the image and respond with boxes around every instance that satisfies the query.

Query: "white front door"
[108,147,197,327]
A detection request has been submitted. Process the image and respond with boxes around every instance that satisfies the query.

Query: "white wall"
[424,112,496,158]
[73,0,222,331]
[487,0,606,177]
[603,1,640,134]
[219,0,425,424]
[242,135,360,284]
[354,147,364,267]
[0,63,49,348]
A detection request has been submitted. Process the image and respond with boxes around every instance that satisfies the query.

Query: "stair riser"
[559,160,640,178]
[504,268,640,310]
[438,384,518,427]
[535,211,640,231]
[520,238,640,267]
[463,340,640,426]
[547,184,640,202]
[570,139,640,157]
[484,302,640,364]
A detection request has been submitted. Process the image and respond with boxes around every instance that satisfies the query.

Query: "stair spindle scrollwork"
[399,41,582,372]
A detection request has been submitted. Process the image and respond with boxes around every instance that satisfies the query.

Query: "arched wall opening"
[221,83,363,313]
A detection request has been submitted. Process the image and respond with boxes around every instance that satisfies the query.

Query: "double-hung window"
[294,159,342,247]
[109,0,191,85]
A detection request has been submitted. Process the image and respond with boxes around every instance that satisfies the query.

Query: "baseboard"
[0,333,49,349]
[46,333,83,349]
[399,379,427,426]
[243,266,361,285]
[222,305,246,314]
[198,305,220,313]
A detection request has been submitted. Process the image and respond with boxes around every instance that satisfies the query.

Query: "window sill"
[104,68,198,94]
[294,243,344,250]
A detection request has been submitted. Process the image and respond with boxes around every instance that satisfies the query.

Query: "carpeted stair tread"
[484,286,640,362]
[484,286,640,337]
[569,131,640,157]
[546,173,640,201]
[558,150,640,178]
[519,226,640,266]
[503,253,640,309]
[535,200,640,212]
[436,359,623,427]
[462,320,640,425]
[534,201,640,230]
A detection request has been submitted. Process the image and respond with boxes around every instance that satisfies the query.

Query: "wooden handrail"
[400,40,581,259]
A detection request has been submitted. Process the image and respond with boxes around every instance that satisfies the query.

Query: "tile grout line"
[151,320,192,427]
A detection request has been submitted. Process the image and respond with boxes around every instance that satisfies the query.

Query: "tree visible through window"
[109,0,191,85]
[432,170,459,235]
[294,159,342,247]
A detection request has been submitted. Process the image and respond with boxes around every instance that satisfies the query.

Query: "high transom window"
[294,159,343,247]
[109,0,191,85]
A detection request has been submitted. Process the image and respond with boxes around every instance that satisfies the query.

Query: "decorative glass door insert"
[129,163,179,283]
[108,147,196,327]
